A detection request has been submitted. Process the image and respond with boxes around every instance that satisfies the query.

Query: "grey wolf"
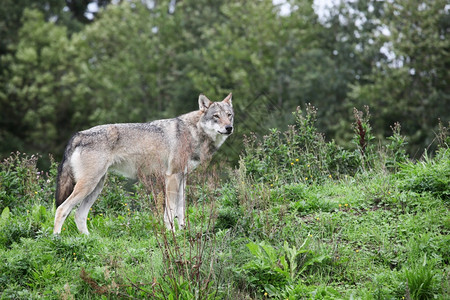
[53,93,234,234]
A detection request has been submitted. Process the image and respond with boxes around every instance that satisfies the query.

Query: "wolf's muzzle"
[225,125,233,134]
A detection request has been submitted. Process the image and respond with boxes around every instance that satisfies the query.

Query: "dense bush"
[0,152,56,212]
[397,149,450,202]
[242,105,359,185]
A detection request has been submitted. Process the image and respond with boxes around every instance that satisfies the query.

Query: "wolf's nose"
[225,125,233,133]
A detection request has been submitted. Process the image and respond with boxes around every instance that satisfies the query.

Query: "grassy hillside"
[1,108,449,299]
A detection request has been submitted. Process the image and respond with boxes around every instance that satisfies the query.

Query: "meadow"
[1,107,449,299]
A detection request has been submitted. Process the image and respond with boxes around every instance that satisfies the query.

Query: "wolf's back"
[55,134,77,208]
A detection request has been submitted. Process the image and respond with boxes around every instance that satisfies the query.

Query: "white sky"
[273,0,339,20]
[86,1,339,20]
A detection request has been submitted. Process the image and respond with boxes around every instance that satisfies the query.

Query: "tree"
[0,9,77,156]
[348,0,450,155]
[187,1,325,152]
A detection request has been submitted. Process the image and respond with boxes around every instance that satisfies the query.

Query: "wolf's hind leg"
[74,175,106,235]
[54,178,100,235]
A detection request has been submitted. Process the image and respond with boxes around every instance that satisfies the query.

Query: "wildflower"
[316,217,319,221]
[356,249,359,253]
[264,292,268,297]
[74,257,77,261]
[307,164,310,168]
[124,203,128,206]
[339,204,342,208]
[291,162,294,166]
[87,217,90,221]
[345,203,348,207]
[329,174,332,178]
[270,184,273,187]
[34,191,38,194]
[309,234,312,237]
[305,177,308,180]
[73,253,76,255]
[295,158,299,162]
[62,258,65,261]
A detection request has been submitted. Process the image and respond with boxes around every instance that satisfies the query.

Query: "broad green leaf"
[1,207,10,220]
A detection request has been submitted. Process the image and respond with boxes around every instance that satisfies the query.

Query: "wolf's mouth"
[218,130,232,135]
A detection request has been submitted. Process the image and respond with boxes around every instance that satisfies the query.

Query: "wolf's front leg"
[175,174,186,229]
[164,173,185,230]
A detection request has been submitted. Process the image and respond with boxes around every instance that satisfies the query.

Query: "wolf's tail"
[55,135,77,208]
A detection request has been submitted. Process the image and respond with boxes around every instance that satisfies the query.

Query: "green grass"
[0,164,449,299]
[1,112,449,299]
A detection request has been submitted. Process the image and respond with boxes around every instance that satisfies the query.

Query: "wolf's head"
[198,93,234,145]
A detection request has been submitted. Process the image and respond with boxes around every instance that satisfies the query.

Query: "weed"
[403,256,439,300]
[242,239,330,297]
[352,106,376,170]
[385,122,408,171]
[436,119,449,149]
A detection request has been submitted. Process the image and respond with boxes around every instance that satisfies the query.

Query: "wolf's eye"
[227,113,232,118]
[213,114,220,119]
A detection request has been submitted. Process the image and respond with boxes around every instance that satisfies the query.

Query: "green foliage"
[242,104,361,185]
[347,0,450,155]
[242,240,334,298]
[0,87,449,300]
[0,209,42,249]
[2,0,447,165]
[397,149,450,201]
[214,183,242,230]
[0,152,56,212]
[385,122,409,171]
[0,141,449,298]
[243,241,289,291]
[0,9,76,157]
[403,256,440,300]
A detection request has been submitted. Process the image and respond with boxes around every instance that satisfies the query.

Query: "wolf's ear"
[199,94,212,112]
[222,93,232,107]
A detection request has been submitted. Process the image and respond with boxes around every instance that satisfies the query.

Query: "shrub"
[0,152,56,212]
[241,104,363,186]
[241,240,330,297]
[397,149,450,202]
[0,207,43,249]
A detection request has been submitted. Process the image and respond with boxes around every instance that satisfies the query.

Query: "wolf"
[53,93,233,234]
